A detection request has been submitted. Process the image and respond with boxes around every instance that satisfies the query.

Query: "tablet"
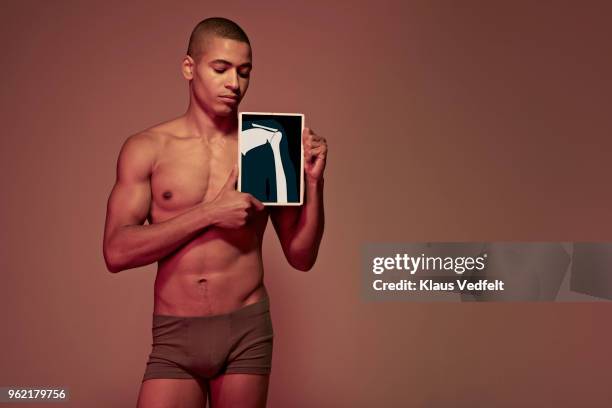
[238,112,304,205]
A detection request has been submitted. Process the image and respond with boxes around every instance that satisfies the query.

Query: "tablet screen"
[239,112,304,205]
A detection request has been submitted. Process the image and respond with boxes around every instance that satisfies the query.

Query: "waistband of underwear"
[152,295,270,322]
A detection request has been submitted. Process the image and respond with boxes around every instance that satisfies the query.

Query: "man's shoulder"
[114,131,158,176]
[118,123,173,171]
[126,117,185,149]
[117,131,160,166]
[136,116,192,147]
[124,130,158,146]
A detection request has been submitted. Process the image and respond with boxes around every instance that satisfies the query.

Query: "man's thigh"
[209,374,270,408]
[137,378,207,408]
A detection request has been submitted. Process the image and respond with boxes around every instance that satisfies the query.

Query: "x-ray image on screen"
[238,112,303,205]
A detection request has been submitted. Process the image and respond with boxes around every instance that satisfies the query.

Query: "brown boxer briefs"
[142,296,273,381]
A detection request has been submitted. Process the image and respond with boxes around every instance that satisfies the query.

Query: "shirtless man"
[102,17,327,408]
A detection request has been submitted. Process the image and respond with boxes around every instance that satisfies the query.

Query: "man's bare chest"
[150,137,237,218]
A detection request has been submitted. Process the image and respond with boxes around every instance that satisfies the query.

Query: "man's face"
[188,36,252,117]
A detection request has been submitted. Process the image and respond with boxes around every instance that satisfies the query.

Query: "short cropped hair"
[187,17,250,60]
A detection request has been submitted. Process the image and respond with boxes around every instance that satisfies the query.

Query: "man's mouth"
[219,95,238,103]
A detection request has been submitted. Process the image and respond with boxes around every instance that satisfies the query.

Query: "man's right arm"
[102,133,263,273]
[102,133,209,272]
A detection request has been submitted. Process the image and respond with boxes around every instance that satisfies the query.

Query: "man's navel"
[162,191,172,199]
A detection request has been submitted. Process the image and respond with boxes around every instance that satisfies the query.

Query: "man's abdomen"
[153,224,267,316]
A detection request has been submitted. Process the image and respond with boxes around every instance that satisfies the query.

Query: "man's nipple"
[162,191,172,200]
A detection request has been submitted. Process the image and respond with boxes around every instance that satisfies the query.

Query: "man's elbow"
[288,257,316,272]
[104,256,121,273]
[103,247,124,273]
[106,262,122,273]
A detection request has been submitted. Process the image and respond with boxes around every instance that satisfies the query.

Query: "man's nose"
[225,70,239,91]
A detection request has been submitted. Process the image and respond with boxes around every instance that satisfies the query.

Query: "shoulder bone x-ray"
[239,113,303,205]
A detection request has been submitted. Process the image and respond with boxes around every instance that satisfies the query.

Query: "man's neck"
[184,99,238,141]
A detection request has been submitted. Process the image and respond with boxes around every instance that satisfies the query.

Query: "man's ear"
[181,55,195,80]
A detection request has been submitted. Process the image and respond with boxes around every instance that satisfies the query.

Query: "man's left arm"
[270,127,327,271]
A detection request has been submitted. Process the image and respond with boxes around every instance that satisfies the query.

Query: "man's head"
[182,17,252,117]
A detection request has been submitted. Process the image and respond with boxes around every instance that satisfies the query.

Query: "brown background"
[1,0,612,406]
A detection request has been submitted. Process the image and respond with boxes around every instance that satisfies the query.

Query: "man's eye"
[239,71,250,78]
[213,68,226,73]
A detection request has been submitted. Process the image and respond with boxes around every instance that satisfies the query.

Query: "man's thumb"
[222,165,239,190]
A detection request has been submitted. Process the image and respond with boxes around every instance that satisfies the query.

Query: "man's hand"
[303,127,327,183]
[207,166,264,228]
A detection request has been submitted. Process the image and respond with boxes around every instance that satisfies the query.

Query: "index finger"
[248,194,265,211]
